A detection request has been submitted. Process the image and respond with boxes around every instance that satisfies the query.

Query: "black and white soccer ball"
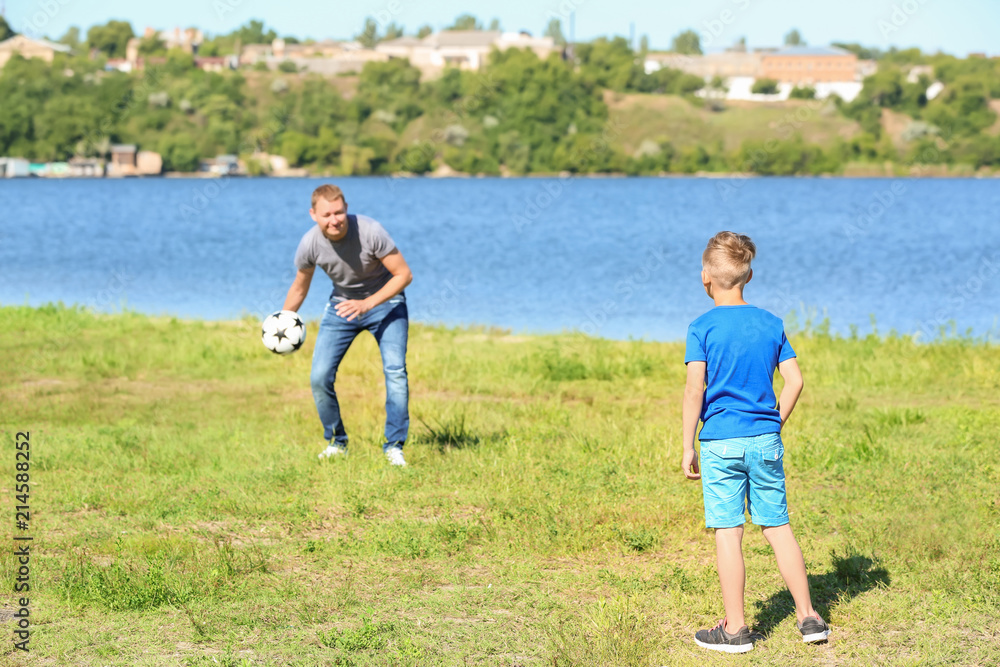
[261,310,306,355]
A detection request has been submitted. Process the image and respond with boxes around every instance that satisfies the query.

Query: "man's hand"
[335,299,372,322]
[682,447,701,480]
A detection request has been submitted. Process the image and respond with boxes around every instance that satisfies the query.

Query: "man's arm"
[334,249,413,321]
[283,267,315,312]
[776,357,804,428]
[681,361,706,480]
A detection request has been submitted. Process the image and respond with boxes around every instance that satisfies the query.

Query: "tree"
[138,34,167,56]
[165,48,195,75]
[356,18,379,48]
[639,35,649,55]
[417,25,433,39]
[488,18,501,31]
[236,19,276,45]
[0,15,15,41]
[86,20,135,58]
[383,22,404,41]
[784,29,805,46]
[544,19,566,47]
[159,134,200,172]
[447,14,482,31]
[670,30,702,55]
[832,42,882,61]
[397,142,435,173]
[58,26,81,48]
[575,37,643,92]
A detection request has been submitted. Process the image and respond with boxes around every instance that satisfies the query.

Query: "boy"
[681,231,830,653]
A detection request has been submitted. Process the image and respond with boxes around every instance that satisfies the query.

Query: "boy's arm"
[681,361,706,480]
[776,357,804,428]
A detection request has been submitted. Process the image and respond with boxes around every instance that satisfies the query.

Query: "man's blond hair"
[311,184,346,209]
[702,231,757,289]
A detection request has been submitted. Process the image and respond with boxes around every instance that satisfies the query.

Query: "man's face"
[310,196,349,241]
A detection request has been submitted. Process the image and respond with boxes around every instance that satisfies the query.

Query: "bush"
[751,78,780,95]
[397,142,435,174]
[737,135,841,175]
[277,60,297,73]
[789,85,816,99]
[158,134,200,172]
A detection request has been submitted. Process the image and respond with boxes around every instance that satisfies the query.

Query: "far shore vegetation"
[1,16,999,178]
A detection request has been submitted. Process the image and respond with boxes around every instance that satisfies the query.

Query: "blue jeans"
[310,293,409,450]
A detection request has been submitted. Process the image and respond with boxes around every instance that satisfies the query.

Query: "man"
[284,184,413,466]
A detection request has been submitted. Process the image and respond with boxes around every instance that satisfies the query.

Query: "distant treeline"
[1,30,998,175]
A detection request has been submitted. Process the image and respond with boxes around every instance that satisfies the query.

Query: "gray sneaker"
[384,445,406,467]
[797,615,831,643]
[694,618,755,653]
[318,443,347,459]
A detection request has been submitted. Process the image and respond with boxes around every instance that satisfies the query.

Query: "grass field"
[602,93,862,155]
[393,92,864,166]
[1,304,998,666]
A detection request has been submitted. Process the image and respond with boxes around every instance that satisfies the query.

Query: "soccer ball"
[261,310,306,355]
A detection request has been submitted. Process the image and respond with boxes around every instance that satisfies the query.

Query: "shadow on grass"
[415,413,506,454]
[753,550,890,639]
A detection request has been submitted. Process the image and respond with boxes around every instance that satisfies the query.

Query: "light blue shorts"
[700,432,789,529]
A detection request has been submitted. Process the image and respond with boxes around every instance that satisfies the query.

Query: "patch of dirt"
[20,378,66,387]
[881,108,913,146]
[421,389,529,405]
[603,90,691,112]
[987,99,1000,136]
[723,98,800,110]
[328,74,359,99]
[453,333,530,343]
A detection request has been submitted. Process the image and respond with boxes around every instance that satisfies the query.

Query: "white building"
[377,30,557,75]
[0,157,31,177]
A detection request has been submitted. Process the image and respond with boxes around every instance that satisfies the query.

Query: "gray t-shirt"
[294,214,396,300]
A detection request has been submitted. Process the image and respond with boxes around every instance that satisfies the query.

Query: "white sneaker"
[384,446,406,467]
[318,443,347,459]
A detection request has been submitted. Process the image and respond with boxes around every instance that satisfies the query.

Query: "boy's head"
[701,231,756,291]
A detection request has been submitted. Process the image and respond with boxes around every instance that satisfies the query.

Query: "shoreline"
[6,170,999,180]
[2,303,995,346]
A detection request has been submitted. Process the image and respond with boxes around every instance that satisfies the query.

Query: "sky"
[5,0,999,57]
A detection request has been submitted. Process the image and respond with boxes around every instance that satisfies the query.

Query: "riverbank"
[2,305,998,665]
[9,166,998,180]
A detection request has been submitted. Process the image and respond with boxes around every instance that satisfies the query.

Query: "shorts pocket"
[701,440,745,459]
[761,440,784,463]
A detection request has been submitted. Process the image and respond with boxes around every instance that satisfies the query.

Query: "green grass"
[1,304,998,665]
[603,93,862,155]
[396,93,864,165]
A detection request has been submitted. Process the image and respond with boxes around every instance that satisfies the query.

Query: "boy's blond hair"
[702,231,757,289]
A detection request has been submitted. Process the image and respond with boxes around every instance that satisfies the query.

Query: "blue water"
[1,177,998,341]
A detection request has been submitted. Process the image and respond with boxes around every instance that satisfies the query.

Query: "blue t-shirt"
[684,305,796,440]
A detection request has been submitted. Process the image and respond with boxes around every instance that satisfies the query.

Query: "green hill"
[2,38,999,177]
